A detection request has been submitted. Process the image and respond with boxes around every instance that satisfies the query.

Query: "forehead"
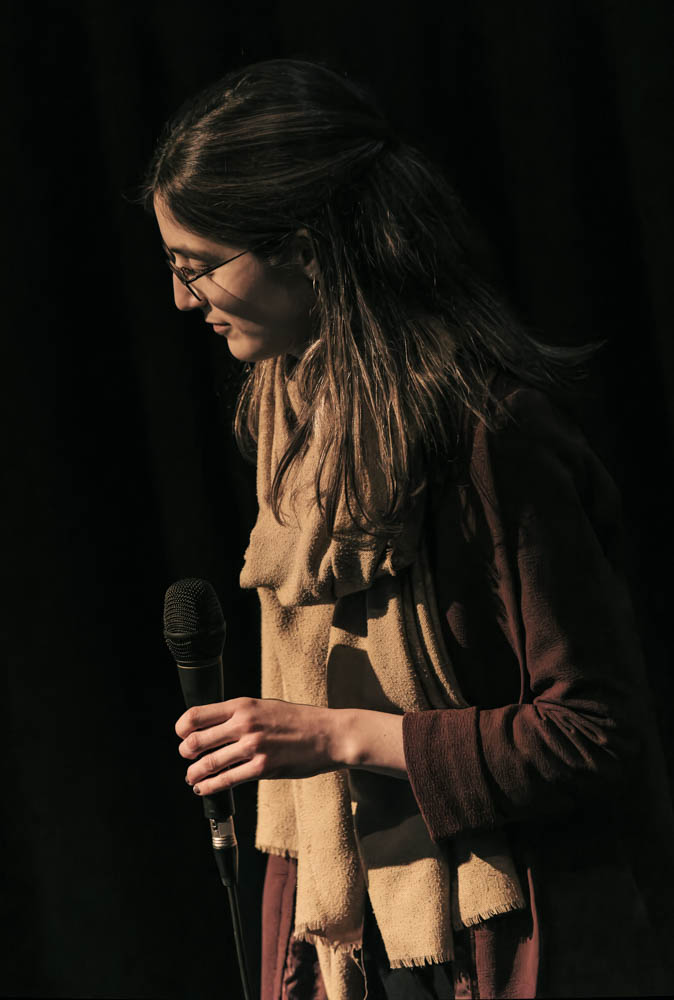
[153,194,233,257]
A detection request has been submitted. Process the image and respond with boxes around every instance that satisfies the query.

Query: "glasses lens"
[165,260,202,300]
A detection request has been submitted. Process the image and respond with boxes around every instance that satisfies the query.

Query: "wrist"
[323,708,360,769]
[329,708,408,779]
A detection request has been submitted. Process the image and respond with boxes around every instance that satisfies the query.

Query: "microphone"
[163,577,238,887]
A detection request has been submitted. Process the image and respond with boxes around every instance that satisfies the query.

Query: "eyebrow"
[162,240,220,262]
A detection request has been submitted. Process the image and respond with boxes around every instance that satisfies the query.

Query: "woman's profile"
[141,57,674,999]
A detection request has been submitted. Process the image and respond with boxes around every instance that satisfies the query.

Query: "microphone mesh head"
[163,578,225,665]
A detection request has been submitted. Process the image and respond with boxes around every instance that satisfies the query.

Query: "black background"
[4,2,674,998]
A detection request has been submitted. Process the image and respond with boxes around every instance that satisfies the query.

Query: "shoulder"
[466,371,593,483]
[486,370,583,439]
[453,371,625,550]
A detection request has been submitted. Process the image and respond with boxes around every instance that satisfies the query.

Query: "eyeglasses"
[162,242,253,301]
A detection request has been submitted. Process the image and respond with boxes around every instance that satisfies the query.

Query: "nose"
[173,274,204,312]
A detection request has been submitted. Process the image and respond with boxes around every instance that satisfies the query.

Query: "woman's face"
[153,196,317,362]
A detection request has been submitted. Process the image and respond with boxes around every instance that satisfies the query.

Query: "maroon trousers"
[261,854,328,1000]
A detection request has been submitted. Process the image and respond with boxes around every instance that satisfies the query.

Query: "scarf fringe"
[293,925,363,957]
[453,897,526,931]
[389,949,455,970]
[256,841,299,860]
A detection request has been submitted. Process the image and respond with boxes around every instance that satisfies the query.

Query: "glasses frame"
[162,242,255,301]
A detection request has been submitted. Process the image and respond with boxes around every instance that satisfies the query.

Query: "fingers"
[186,737,265,793]
[175,697,254,739]
[185,739,247,784]
[190,758,266,797]
[178,719,236,760]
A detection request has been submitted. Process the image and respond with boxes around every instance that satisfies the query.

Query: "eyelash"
[163,247,217,279]
[183,262,212,277]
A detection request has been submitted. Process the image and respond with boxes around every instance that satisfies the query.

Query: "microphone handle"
[177,656,238,885]
[176,656,235,823]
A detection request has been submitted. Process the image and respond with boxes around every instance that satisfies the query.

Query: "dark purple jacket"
[261,375,674,998]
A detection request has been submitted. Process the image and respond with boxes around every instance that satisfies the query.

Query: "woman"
[143,58,674,999]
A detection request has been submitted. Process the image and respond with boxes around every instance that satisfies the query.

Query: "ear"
[292,228,320,281]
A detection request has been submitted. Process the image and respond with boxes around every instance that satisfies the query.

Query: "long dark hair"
[142,58,603,536]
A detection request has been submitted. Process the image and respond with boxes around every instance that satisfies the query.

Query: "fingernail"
[185,775,191,785]
[193,785,201,795]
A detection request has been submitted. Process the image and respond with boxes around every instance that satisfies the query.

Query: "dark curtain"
[4,2,673,997]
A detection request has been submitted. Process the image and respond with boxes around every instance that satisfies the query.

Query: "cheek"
[234,271,312,328]
[249,271,304,315]
[267,273,315,326]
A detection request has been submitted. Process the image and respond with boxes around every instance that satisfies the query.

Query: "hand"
[176,697,346,796]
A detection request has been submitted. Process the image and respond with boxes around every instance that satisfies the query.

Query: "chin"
[226,335,293,363]
[227,344,273,363]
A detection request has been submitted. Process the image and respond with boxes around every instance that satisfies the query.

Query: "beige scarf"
[240,357,526,999]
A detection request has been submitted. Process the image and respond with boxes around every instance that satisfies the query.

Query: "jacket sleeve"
[403,385,648,840]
